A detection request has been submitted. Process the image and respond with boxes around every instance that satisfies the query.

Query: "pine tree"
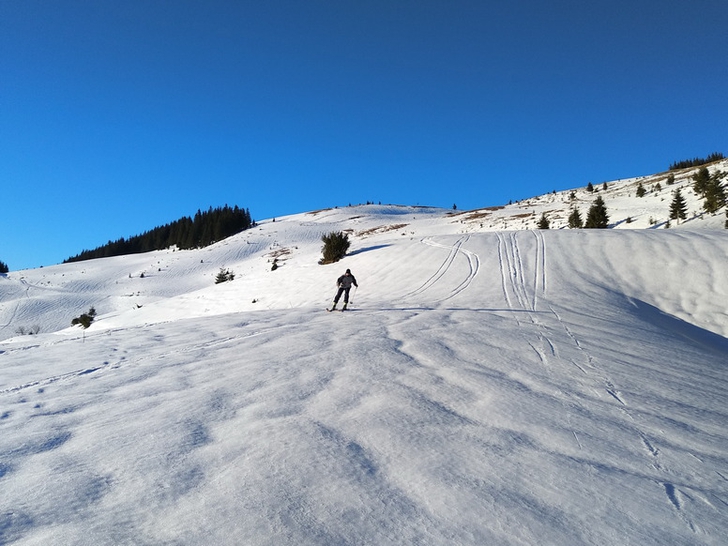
[693,167,711,195]
[537,213,550,229]
[636,182,646,198]
[320,231,351,264]
[585,196,609,228]
[703,177,726,214]
[215,268,235,284]
[669,189,687,223]
[0,260,8,274]
[586,182,594,193]
[568,208,583,228]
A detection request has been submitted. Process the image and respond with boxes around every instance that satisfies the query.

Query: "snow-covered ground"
[1,162,727,545]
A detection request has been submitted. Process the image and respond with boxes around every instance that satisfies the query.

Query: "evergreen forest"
[669,152,724,171]
[64,205,253,263]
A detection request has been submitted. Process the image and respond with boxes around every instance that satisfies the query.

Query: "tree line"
[669,152,724,171]
[64,205,254,263]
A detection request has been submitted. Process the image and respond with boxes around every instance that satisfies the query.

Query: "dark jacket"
[337,273,358,290]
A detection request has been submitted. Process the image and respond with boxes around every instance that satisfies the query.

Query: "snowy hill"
[1,163,727,545]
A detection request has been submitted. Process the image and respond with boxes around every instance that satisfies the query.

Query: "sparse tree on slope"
[702,174,726,214]
[568,208,583,228]
[71,307,97,329]
[537,213,550,229]
[693,167,711,196]
[0,260,8,274]
[585,196,609,228]
[215,268,235,284]
[320,231,351,264]
[669,189,687,223]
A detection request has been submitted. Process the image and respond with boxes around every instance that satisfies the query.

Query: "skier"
[329,269,358,311]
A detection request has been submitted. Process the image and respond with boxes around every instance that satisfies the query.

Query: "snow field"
[1,198,727,544]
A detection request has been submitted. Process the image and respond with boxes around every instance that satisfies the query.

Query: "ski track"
[495,231,704,535]
[3,209,726,543]
[399,235,479,303]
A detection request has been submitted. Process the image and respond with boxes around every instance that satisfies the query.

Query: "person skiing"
[329,269,358,311]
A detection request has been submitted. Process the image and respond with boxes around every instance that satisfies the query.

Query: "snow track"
[1,208,727,545]
[399,235,480,303]
[492,230,720,539]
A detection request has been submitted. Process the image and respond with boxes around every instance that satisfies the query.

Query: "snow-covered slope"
[1,165,727,545]
[451,157,728,231]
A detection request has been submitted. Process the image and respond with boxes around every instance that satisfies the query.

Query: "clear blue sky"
[2,1,726,270]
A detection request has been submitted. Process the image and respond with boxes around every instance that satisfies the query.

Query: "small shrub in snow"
[215,268,235,284]
[72,307,97,329]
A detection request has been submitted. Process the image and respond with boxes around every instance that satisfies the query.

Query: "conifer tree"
[320,231,351,264]
[585,196,609,228]
[635,182,646,197]
[586,182,594,193]
[0,260,8,274]
[537,213,550,229]
[64,205,253,263]
[71,307,97,329]
[693,167,711,196]
[669,189,687,223]
[568,208,583,228]
[703,176,726,214]
[215,268,235,284]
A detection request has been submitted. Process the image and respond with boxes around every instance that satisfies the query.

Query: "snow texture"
[1,163,727,545]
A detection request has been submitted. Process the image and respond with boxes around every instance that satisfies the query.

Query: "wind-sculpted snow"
[1,205,727,544]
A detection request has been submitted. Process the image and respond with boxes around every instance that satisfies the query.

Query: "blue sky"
[2,0,727,270]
